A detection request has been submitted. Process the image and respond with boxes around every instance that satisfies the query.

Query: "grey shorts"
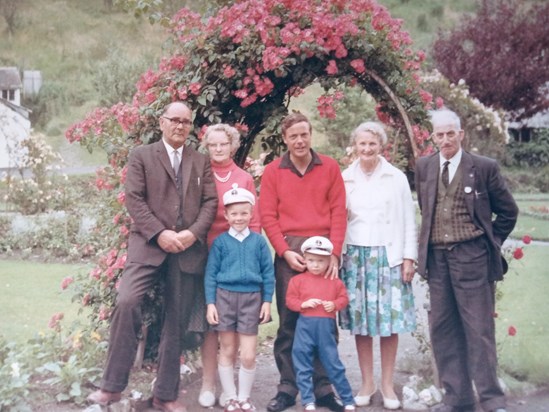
[213,288,262,335]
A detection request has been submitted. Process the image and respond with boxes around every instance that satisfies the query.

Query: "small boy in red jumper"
[286,236,355,412]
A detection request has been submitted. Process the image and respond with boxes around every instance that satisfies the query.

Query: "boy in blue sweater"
[205,183,274,412]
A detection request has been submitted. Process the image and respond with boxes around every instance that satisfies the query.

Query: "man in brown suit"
[415,109,518,412]
[87,102,217,412]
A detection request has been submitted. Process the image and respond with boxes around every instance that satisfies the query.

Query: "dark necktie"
[442,160,450,188]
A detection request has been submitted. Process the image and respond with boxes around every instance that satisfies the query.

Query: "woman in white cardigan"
[339,121,417,410]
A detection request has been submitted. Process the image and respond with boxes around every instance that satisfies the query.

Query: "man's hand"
[206,304,219,325]
[301,298,322,309]
[176,229,197,251]
[157,230,185,253]
[283,250,306,272]
[259,302,271,324]
[322,300,336,313]
[401,259,415,283]
[324,254,339,280]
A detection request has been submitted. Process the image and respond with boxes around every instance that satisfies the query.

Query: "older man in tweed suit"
[415,109,518,412]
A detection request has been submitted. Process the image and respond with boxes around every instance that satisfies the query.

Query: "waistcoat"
[430,163,483,245]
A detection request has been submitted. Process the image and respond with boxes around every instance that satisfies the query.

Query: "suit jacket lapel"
[460,151,475,219]
[155,140,177,183]
[425,155,439,214]
[181,147,193,202]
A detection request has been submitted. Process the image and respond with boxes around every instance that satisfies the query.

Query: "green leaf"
[69,382,82,397]
[197,95,207,106]
[56,393,71,402]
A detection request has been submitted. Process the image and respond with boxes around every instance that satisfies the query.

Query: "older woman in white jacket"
[339,121,417,410]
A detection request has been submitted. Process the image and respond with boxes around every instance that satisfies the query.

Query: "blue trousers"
[292,316,354,406]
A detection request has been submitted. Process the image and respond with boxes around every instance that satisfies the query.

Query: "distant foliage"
[314,86,377,151]
[0,0,21,35]
[93,45,156,106]
[2,133,71,215]
[433,0,549,120]
[505,129,549,169]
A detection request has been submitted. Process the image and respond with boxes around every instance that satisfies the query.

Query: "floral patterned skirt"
[339,245,416,337]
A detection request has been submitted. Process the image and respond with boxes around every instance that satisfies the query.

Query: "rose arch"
[66,0,434,341]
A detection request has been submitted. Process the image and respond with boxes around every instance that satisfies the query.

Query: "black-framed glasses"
[163,116,193,127]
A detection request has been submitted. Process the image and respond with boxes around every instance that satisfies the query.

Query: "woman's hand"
[401,259,415,283]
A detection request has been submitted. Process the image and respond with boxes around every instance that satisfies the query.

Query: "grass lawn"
[0,260,90,343]
[496,245,549,385]
[511,214,549,241]
[512,194,549,241]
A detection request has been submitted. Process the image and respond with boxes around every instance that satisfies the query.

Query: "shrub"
[504,129,549,169]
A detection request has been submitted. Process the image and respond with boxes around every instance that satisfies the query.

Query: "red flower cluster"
[508,325,517,336]
[513,247,524,260]
[317,91,345,119]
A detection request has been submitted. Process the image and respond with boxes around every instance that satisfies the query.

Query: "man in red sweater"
[259,112,347,412]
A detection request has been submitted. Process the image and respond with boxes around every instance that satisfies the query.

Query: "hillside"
[0,0,475,166]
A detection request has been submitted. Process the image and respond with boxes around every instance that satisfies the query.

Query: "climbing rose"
[48,312,64,330]
[522,235,532,244]
[508,325,517,336]
[326,60,338,75]
[350,58,366,74]
[60,276,74,290]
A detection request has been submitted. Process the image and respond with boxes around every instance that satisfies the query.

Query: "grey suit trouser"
[100,256,199,401]
[427,236,506,411]
[273,235,333,399]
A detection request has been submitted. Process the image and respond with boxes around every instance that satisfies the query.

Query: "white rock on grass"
[429,385,443,403]
[403,385,419,403]
[419,388,435,405]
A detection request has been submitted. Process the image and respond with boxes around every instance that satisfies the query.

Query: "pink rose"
[60,276,74,290]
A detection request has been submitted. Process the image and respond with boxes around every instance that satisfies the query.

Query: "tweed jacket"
[125,140,218,275]
[415,150,518,281]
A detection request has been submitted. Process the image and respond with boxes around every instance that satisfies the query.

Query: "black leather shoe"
[267,392,296,412]
[316,393,344,412]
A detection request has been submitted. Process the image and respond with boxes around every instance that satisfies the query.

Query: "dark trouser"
[100,255,200,401]
[273,235,333,399]
[427,236,506,411]
[293,316,354,406]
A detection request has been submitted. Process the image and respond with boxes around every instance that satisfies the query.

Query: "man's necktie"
[442,160,450,188]
[173,150,180,180]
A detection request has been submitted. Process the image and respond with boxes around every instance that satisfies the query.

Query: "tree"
[432,0,549,120]
[0,0,21,36]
